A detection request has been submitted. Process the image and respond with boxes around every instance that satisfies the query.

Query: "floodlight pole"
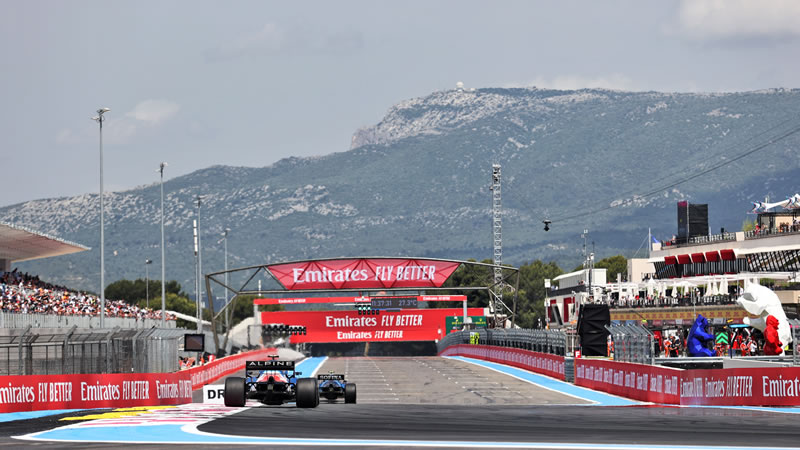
[193,219,200,332]
[195,195,204,333]
[159,162,167,327]
[92,107,110,328]
[219,228,231,330]
[145,259,152,308]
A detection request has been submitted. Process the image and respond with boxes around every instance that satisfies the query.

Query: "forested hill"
[2,87,799,295]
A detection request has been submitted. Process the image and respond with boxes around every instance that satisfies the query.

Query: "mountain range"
[2,86,799,298]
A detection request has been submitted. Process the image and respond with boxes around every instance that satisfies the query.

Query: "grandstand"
[0,221,175,327]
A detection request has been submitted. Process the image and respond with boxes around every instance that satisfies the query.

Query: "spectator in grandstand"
[0,270,175,321]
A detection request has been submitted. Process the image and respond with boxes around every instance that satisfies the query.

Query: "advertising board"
[254,294,467,306]
[0,372,192,413]
[574,358,682,404]
[262,308,484,343]
[445,316,488,334]
[439,344,565,380]
[679,367,800,406]
[266,258,461,290]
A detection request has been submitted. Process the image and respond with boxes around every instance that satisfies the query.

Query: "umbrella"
[672,280,696,294]
[645,278,657,297]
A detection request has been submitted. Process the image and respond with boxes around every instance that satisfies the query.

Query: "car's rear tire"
[296,378,318,408]
[224,377,246,407]
[344,383,357,404]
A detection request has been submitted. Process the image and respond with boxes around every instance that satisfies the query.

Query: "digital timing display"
[369,297,419,310]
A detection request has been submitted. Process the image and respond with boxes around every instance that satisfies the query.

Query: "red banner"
[0,348,287,414]
[183,348,278,388]
[254,295,467,305]
[0,372,192,413]
[574,359,682,404]
[262,308,483,343]
[439,345,565,380]
[574,359,800,406]
[679,367,800,406]
[267,258,461,290]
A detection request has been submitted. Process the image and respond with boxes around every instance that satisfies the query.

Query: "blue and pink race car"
[318,372,357,403]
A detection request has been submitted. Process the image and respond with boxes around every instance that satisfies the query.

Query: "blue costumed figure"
[687,314,716,357]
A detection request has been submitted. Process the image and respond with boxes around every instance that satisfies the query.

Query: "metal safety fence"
[0,326,185,376]
[438,328,568,356]
[791,319,800,367]
[605,323,655,364]
[0,311,175,329]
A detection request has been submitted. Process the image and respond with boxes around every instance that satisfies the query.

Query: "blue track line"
[18,423,800,449]
[295,356,327,378]
[0,409,90,423]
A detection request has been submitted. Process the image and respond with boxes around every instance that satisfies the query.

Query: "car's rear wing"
[317,374,345,381]
[246,360,295,371]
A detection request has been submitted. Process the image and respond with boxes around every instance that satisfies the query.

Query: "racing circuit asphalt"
[197,357,800,448]
[5,356,800,449]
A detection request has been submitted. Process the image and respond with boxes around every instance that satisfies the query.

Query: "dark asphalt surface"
[199,403,800,447]
[3,356,800,448]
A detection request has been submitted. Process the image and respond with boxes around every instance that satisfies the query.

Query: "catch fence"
[438,328,568,356]
[605,322,655,364]
[0,311,174,329]
[0,326,185,376]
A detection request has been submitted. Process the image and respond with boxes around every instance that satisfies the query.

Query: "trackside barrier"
[183,347,278,389]
[575,358,800,406]
[574,358,681,404]
[0,372,192,413]
[439,344,565,381]
[0,347,278,413]
[438,329,567,356]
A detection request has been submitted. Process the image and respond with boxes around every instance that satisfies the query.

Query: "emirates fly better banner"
[0,372,192,413]
[262,308,484,343]
[267,258,461,290]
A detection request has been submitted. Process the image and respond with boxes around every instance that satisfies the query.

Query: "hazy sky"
[2,1,799,206]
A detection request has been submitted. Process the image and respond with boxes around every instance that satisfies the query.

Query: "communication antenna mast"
[489,164,508,326]
[491,164,502,293]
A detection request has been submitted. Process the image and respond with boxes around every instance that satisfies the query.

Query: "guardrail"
[0,311,174,329]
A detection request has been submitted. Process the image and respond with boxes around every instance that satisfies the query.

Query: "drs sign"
[203,385,226,404]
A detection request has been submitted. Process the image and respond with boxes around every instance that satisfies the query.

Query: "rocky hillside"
[2,87,799,295]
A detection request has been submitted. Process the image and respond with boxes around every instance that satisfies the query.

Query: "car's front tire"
[224,377,246,407]
[296,378,319,408]
[344,383,357,404]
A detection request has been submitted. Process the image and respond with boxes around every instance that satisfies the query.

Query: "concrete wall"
[628,258,655,283]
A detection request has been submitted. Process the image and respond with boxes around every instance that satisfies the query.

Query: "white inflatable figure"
[736,282,792,355]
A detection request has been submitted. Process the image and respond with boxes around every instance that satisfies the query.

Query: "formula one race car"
[224,358,319,408]
[318,372,357,403]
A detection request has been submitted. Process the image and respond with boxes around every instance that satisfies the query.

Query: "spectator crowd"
[0,269,174,321]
